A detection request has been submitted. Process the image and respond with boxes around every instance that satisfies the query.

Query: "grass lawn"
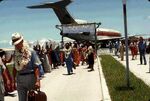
[100,55,150,101]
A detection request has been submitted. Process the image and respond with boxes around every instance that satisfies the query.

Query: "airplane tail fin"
[27,0,77,24]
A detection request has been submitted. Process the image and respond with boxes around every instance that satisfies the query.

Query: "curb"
[97,56,111,101]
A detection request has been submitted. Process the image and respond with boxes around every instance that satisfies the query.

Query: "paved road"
[5,61,103,101]
[6,49,149,101]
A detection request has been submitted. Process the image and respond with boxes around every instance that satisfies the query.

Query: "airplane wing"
[27,0,77,24]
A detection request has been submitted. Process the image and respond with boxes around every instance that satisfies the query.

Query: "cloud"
[0,40,9,44]
[147,16,150,19]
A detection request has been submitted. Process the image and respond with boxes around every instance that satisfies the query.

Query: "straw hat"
[11,32,23,45]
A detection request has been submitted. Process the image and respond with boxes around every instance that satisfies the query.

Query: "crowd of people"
[0,32,96,101]
[2,32,149,101]
[108,37,150,65]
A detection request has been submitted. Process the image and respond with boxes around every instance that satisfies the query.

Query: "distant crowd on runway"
[108,36,150,65]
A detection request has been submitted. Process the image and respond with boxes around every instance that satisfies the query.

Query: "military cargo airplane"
[27,0,121,41]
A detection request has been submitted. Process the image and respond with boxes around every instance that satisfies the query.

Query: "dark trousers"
[65,60,73,74]
[17,74,35,101]
[0,94,4,101]
[140,52,147,65]
[89,64,94,70]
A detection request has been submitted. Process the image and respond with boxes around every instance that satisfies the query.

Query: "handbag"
[28,89,47,101]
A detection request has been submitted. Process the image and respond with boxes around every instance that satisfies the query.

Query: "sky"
[0,0,150,48]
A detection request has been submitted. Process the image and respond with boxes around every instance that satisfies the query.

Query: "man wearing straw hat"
[11,32,41,101]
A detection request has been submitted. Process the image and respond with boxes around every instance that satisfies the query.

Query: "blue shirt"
[138,41,146,53]
[18,49,41,74]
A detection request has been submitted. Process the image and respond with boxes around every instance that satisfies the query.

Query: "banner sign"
[62,23,95,35]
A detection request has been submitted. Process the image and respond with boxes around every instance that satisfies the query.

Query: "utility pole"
[122,0,130,87]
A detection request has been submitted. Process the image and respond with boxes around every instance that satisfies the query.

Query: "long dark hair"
[0,49,5,57]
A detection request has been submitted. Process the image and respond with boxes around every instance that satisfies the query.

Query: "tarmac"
[4,49,150,101]
[5,57,106,101]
